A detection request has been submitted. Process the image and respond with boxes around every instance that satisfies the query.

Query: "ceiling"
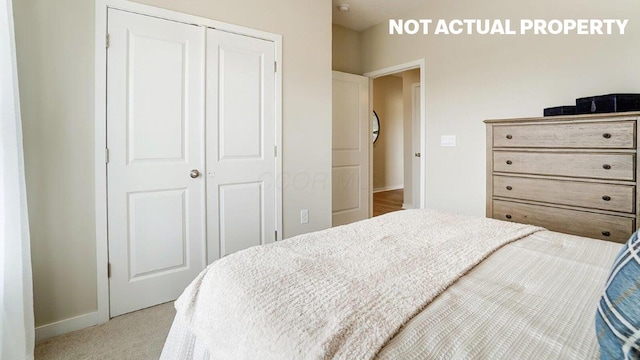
[332,0,426,32]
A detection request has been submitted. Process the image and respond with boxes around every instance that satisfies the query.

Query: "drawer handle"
[602,195,611,201]
[603,164,612,170]
[506,160,513,165]
[506,134,513,140]
[506,186,513,191]
[505,214,512,219]
[602,231,611,237]
[603,133,612,139]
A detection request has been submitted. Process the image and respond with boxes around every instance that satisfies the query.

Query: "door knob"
[415,153,421,157]
[190,169,200,178]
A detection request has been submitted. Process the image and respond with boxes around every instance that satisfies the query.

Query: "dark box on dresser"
[544,106,577,117]
[576,94,640,114]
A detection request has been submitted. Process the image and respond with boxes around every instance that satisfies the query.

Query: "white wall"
[14,0,332,328]
[362,0,640,216]
[13,0,97,328]
[332,24,362,74]
[373,75,404,191]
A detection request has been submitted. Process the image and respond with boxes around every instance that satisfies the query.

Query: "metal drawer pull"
[601,231,611,237]
[505,214,512,219]
[506,160,513,165]
[506,134,513,139]
[506,186,513,191]
[603,133,612,139]
[602,195,611,201]
[603,164,611,170]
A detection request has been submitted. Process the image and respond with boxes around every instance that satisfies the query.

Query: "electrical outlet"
[300,209,309,224]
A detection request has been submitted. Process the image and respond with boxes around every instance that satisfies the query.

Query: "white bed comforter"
[169,210,541,359]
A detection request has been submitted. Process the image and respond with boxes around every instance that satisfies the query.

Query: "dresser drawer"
[493,121,636,148]
[493,152,635,181]
[493,176,635,213]
[493,200,634,243]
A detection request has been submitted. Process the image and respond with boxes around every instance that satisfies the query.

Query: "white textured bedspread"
[376,231,621,359]
[170,210,541,359]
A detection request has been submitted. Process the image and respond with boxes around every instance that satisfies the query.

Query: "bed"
[159,209,626,359]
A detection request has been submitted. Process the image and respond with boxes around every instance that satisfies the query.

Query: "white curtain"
[0,0,35,358]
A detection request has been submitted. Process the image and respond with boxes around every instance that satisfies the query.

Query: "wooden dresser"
[485,112,640,243]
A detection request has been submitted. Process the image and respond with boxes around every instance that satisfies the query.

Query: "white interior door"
[206,29,277,262]
[106,9,206,317]
[332,71,370,226]
[412,84,421,209]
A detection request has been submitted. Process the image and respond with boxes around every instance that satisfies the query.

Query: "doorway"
[330,61,425,225]
[369,67,423,217]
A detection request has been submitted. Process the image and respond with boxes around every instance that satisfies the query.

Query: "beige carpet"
[35,302,176,360]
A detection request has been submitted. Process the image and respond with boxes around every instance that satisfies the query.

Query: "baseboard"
[35,311,98,342]
[402,203,414,210]
[373,185,404,193]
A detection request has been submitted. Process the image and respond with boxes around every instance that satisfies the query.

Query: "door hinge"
[105,34,110,49]
[105,148,110,164]
[275,230,278,241]
[274,61,277,73]
[107,263,111,278]
[274,146,278,157]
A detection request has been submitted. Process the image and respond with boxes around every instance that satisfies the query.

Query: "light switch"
[441,135,457,147]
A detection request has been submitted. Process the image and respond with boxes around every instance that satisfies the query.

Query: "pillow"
[595,231,640,359]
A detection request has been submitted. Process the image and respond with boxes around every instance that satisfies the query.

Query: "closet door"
[106,9,206,316]
[206,30,277,262]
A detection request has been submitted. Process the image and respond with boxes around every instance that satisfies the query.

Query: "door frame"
[94,0,283,323]
[364,59,426,213]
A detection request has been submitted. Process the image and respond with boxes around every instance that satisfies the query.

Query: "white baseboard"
[402,203,414,210]
[35,311,98,342]
[373,185,404,193]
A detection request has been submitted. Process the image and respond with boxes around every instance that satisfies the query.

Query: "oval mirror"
[373,111,380,143]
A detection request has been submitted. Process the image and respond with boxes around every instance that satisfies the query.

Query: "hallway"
[373,189,404,217]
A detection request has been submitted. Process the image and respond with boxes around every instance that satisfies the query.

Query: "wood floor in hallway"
[373,189,404,217]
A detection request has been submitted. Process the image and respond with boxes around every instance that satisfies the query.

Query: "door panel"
[332,71,370,226]
[207,29,276,262]
[107,9,206,317]
[128,35,187,162]
[332,166,362,213]
[333,80,361,150]
[218,48,263,159]
[219,182,264,255]
[128,189,188,279]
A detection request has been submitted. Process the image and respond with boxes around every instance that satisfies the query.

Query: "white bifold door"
[107,9,277,317]
[205,29,277,262]
[332,71,370,226]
